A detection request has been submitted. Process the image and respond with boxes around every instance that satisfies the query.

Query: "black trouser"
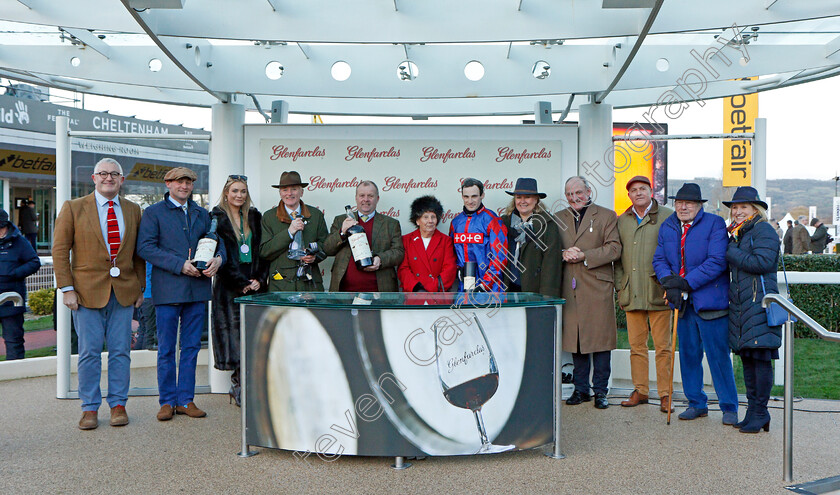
[572,350,611,396]
[741,355,773,421]
[1,313,25,360]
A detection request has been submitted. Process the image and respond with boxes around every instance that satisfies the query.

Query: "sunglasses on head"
[228,174,248,181]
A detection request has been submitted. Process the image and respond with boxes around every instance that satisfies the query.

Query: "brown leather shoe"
[110,405,129,427]
[78,410,98,430]
[659,395,675,413]
[175,402,206,418]
[620,390,649,407]
[157,404,175,421]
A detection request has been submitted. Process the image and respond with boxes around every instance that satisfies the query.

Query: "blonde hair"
[216,178,251,240]
[729,203,767,223]
[504,197,544,216]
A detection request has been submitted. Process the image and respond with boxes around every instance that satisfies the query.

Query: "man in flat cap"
[261,171,328,291]
[614,176,674,412]
[137,166,225,422]
[53,157,143,430]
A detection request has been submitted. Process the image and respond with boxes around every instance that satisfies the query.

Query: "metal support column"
[752,118,767,203]
[577,102,614,209]
[546,304,565,459]
[209,101,245,394]
[55,116,72,399]
[783,319,794,482]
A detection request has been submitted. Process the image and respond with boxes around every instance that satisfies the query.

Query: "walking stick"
[667,306,679,425]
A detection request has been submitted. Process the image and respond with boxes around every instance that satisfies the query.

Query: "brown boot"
[157,404,175,421]
[620,390,649,407]
[78,410,98,430]
[175,402,206,418]
[659,395,675,413]
[110,405,129,427]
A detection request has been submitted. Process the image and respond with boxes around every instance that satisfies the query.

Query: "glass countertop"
[236,291,564,309]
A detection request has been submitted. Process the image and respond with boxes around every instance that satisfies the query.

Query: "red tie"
[106,200,120,262]
[679,223,690,277]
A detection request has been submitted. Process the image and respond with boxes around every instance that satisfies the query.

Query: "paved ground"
[1,369,839,494]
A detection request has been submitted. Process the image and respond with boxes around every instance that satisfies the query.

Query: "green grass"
[618,328,840,400]
[24,315,54,332]
[0,346,56,361]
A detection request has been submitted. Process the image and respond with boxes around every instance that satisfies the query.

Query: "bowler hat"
[271,171,308,188]
[0,209,9,228]
[163,167,198,182]
[505,178,547,198]
[625,175,652,190]
[721,186,768,210]
[668,183,707,203]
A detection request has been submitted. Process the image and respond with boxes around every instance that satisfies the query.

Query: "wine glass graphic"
[434,313,514,454]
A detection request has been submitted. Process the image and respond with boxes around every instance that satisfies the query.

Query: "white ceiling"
[1,0,840,116]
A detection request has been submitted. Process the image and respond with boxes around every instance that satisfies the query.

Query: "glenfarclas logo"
[269,145,326,161]
[459,178,514,192]
[307,176,361,192]
[345,145,400,162]
[453,232,484,244]
[495,146,551,163]
[420,146,476,163]
[379,207,400,218]
[440,209,457,225]
[382,176,438,194]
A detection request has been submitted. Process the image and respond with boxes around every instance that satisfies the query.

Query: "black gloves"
[412,283,428,293]
[665,288,687,311]
[660,275,691,292]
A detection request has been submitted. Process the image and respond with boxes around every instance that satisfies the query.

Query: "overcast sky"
[63,74,840,182]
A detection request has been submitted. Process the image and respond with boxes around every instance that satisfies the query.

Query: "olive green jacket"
[323,212,404,292]
[260,202,328,291]
[614,199,673,312]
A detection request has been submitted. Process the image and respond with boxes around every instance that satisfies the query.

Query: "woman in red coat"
[398,196,458,292]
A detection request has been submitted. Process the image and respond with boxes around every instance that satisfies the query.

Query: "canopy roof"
[2,0,840,116]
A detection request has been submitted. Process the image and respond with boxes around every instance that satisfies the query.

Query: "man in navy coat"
[0,209,40,360]
[137,167,224,421]
[653,183,738,425]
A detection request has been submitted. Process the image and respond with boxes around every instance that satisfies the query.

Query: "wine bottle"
[344,205,373,269]
[193,217,218,271]
[287,211,306,260]
[463,261,477,291]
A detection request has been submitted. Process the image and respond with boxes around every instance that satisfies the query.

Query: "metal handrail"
[761,294,840,483]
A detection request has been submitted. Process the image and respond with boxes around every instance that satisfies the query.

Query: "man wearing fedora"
[261,171,328,291]
[614,176,675,412]
[556,176,621,410]
[137,166,224,421]
[653,182,738,424]
[53,158,143,430]
[324,180,403,292]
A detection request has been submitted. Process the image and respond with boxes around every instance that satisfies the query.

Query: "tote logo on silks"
[453,233,484,244]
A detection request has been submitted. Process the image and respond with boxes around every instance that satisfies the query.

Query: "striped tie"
[106,200,120,262]
[679,223,690,277]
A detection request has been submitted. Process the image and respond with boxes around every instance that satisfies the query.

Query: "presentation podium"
[235,291,565,466]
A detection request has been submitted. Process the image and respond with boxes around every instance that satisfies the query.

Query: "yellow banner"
[723,81,757,187]
[126,162,174,183]
[0,149,56,175]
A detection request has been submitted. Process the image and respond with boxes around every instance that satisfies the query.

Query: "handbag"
[752,236,796,326]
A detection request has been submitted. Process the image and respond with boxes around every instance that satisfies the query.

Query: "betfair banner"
[723,81,758,187]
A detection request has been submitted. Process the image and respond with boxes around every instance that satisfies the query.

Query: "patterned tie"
[106,201,120,262]
[360,214,369,222]
[679,223,691,277]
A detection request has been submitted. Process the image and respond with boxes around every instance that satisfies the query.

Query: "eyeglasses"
[95,172,122,179]
[228,175,248,181]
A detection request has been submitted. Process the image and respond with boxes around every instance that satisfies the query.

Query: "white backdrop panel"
[243,124,579,289]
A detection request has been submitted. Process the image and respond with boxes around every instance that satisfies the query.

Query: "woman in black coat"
[724,186,782,434]
[211,176,268,406]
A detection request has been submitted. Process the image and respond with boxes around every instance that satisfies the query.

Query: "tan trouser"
[625,309,672,397]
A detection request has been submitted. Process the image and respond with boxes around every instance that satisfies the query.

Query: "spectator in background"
[135,262,156,350]
[18,199,38,251]
[783,220,794,254]
[398,195,457,292]
[792,216,811,254]
[499,178,561,297]
[770,219,782,241]
[810,218,829,254]
[0,208,41,360]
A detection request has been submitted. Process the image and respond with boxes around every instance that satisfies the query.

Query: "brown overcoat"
[52,193,145,309]
[555,203,621,354]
